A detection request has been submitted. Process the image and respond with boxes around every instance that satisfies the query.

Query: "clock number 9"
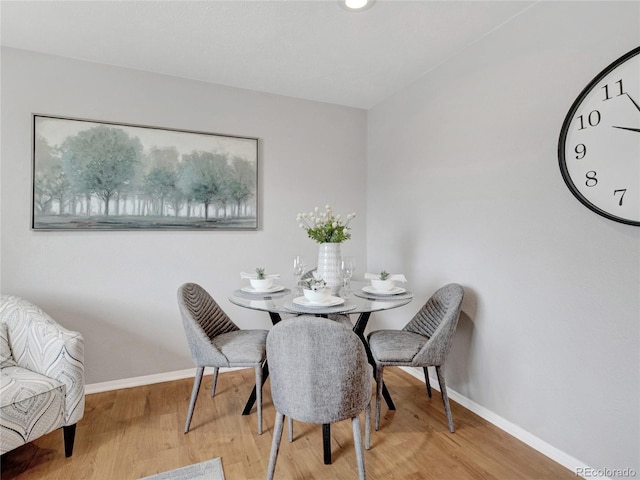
[585,171,598,187]
[577,111,601,130]
[574,143,586,159]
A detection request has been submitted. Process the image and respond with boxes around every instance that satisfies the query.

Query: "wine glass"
[340,256,355,292]
[293,255,306,291]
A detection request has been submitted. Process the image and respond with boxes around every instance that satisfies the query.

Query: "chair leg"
[255,365,263,435]
[63,424,77,457]
[435,365,454,433]
[423,366,432,398]
[184,366,204,433]
[266,411,285,480]
[211,367,219,396]
[351,416,366,480]
[288,416,294,442]
[375,365,384,431]
[364,402,371,450]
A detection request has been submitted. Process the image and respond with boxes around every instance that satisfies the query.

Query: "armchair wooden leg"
[63,424,77,457]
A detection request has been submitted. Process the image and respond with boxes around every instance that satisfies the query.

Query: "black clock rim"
[557,45,640,227]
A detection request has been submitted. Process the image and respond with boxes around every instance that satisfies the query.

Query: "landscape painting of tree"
[32,115,258,230]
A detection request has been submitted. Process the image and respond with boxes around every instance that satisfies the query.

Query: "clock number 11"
[603,79,625,100]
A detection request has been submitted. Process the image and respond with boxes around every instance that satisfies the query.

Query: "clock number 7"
[614,189,627,206]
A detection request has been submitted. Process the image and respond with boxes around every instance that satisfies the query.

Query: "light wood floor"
[1,367,574,480]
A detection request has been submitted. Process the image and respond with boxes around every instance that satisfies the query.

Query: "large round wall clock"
[558,46,640,226]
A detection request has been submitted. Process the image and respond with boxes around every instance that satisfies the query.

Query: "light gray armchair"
[266,316,372,480]
[0,295,85,457]
[177,283,268,435]
[367,283,464,432]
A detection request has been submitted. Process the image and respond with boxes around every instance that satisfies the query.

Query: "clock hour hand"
[612,126,640,133]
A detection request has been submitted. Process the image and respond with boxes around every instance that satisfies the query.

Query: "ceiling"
[0,0,536,109]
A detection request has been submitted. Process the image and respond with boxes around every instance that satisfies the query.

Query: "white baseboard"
[84,367,242,395]
[86,366,599,479]
[399,367,599,480]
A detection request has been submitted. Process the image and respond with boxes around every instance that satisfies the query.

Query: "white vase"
[316,242,342,293]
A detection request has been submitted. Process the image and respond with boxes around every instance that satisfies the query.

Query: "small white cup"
[250,278,273,291]
[303,287,331,304]
[371,279,395,291]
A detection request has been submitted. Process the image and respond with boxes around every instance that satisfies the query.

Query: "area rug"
[140,457,225,480]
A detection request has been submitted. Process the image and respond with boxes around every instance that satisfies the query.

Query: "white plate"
[292,296,345,307]
[241,285,284,294]
[362,286,406,295]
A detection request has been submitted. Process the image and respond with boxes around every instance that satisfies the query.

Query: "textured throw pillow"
[0,320,16,367]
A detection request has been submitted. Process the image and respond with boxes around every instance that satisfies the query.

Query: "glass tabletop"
[229,281,413,315]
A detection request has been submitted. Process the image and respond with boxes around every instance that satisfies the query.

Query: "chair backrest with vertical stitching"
[177,283,239,366]
[403,283,464,366]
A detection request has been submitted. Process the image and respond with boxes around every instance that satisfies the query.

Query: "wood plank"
[1,367,575,479]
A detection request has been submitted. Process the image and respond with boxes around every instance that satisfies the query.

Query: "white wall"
[0,47,368,383]
[367,1,639,474]
[2,1,639,475]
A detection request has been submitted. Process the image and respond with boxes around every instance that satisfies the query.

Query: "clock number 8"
[585,171,598,187]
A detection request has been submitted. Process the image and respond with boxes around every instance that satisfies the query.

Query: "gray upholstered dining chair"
[367,283,464,433]
[177,283,268,435]
[266,316,372,480]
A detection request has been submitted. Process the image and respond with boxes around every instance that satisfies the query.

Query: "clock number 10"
[577,111,601,130]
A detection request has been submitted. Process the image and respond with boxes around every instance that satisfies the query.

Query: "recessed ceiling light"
[346,0,368,8]
[340,0,374,11]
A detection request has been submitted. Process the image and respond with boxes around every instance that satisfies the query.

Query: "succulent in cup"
[256,267,266,279]
[380,270,390,280]
[303,277,327,291]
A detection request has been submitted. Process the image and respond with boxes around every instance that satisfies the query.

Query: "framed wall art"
[32,114,259,230]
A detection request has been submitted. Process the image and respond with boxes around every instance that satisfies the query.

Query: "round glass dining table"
[229,280,413,464]
[229,280,413,324]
